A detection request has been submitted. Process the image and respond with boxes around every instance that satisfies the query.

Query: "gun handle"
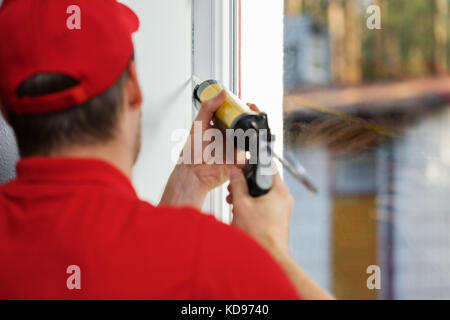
[242,164,272,197]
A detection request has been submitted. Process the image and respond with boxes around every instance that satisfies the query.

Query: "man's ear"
[125,61,143,111]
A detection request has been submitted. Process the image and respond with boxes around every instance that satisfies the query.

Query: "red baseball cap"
[0,0,139,114]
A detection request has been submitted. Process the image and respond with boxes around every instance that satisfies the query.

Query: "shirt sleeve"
[195,214,300,300]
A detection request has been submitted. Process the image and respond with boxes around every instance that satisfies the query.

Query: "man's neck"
[49,143,133,179]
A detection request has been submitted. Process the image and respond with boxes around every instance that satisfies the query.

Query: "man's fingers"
[269,163,292,197]
[270,163,284,186]
[226,184,233,204]
[226,194,233,205]
[272,170,284,188]
[246,103,260,112]
[230,169,249,202]
[235,149,247,168]
[195,90,226,123]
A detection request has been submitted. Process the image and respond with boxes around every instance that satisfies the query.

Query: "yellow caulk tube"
[194,79,258,130]
[193,78,318,196]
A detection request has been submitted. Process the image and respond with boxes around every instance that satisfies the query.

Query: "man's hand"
[183,90,241,191]
[227,168,334,300]
[228,168,294,255]
[160,91,244,209]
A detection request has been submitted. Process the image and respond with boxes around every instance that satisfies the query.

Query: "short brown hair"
[6,65,130,157]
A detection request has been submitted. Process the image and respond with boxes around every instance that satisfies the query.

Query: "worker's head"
[0,0,142,163]
[2,57,143,162]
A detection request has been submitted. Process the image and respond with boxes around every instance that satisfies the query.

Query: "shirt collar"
[16,157,138,198]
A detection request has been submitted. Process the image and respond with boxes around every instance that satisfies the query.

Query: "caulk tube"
[193,79,273,197]
[193,80,258,130]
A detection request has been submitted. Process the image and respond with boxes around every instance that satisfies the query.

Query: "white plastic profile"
[192,0,239,223]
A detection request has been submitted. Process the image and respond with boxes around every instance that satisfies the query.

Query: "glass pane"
[284,0,450,299]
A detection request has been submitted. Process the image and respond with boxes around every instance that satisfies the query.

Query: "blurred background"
[284,0,450,299]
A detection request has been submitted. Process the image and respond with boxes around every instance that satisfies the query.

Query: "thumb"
[195,90,226,123]
[230,169,249,201]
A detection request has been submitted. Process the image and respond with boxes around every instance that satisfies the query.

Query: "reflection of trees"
[285,0,450,84]
[435,0,448,75]
[328,0,362,84]
[327,0,346,84]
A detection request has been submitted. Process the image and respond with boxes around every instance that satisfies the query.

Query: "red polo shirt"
[0,158,299,300]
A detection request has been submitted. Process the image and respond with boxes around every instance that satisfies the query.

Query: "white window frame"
[192,0,240,223]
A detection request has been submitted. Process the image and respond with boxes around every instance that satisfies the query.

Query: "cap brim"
[118,2,140,34]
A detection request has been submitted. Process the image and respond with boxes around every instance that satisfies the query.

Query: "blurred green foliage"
[287,0,450,82]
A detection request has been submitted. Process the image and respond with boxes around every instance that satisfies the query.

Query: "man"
[0,0,331,299]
